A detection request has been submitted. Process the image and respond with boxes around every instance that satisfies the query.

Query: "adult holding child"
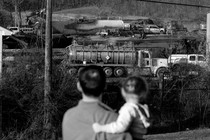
[62,65,132,140]
[93,75,151,140]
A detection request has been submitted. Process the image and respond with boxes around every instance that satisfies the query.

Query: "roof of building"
[0,26,13,36]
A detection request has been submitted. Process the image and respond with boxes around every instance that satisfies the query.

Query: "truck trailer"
[62,43,169,79]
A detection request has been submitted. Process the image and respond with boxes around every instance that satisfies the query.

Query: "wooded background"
[1,0,210,20]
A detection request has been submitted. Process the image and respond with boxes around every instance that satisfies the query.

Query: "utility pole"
[207,13,210,69]
[14,0,18,27]
[44,0,52,139]
[0,31,2,139]
[0,0,3,9]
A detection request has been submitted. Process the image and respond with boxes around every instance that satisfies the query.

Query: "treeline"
[1,0,210,20]
[56,0,210,21]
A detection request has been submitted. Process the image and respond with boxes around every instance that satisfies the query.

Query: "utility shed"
[0,26,13,36]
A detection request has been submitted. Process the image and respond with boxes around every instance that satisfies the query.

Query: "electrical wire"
[136,0,210,9]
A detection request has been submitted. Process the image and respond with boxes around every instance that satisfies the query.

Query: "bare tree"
[13,0,24,27]
[0,0,3,9]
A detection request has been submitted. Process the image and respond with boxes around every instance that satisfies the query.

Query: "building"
[0,26,13,36]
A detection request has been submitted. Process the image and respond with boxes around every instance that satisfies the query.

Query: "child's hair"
[78,65,106,97]
[122,76,149,103]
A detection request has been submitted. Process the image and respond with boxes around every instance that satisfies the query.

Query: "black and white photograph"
[0,0,210,140]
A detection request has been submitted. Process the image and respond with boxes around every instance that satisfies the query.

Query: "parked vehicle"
[129,18,155,29]
[144,24,165,34]
[7,27,20,34]
[7,26,34,34]
[200,23,206,31]
[168,54,206,67]
[168,54,207,76]
[62,43,168,79]
[165,20,188,35]
[20,27,35,34]
[96,29,109,36]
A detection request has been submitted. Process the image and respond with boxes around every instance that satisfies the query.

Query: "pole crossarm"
[136,0,210,9]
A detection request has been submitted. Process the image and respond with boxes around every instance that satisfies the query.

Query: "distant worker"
[93,75,151,140]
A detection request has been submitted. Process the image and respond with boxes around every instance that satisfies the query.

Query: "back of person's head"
[122,75,149,103]
[78,65,106,97]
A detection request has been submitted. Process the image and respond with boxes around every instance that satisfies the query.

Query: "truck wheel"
[114,67,124,77]
[68,68,77,76]
[156,67,167,79]
[160,30,164,34]
[103,67,113,77]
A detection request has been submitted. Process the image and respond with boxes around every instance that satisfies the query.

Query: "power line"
[136,0,210,9]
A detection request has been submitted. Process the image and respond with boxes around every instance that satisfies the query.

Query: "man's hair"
[78,65,106,97]
[122,76,149,103]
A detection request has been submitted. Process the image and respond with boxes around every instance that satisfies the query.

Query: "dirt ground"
[144,128,210,140]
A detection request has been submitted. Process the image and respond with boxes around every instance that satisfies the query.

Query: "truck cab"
[138,50,168,78]
[188,55,206,67]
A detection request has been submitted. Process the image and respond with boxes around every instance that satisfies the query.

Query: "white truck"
[139,50,168,78]
[144,24,165,34]
[168,54,206,67]
[168,54,207,76]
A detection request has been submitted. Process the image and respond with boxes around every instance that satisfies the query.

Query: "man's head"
[77,65,106,97]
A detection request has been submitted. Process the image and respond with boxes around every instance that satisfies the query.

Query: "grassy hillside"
[52,6,99,21]
[9,6,205,34]
[52,6,203,31]
[53,6,99,16]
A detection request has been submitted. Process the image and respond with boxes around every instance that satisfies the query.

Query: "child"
[93,76,150,140]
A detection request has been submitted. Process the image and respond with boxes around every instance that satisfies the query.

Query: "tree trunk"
[14,0,18,27]
[0,0,3,9]
[18,9,22,27]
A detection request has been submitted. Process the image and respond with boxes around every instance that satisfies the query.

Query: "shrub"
[1,49,81,139]
[149,64,210,133]
[1,49,210,138]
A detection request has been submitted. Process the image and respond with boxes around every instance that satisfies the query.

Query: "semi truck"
[62,43,168,79]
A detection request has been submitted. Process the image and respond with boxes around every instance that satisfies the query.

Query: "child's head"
[121,76,148,103]
[77,65,106,97]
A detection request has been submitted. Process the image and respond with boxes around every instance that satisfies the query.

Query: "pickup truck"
[168,54,207,76]
[168,54,206,67]
[144,24,165,34]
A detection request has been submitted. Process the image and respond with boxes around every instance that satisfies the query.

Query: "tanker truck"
[62,43,169,79]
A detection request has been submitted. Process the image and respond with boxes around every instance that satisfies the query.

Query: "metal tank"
[67,44,136,65]
[64,43,137,77]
